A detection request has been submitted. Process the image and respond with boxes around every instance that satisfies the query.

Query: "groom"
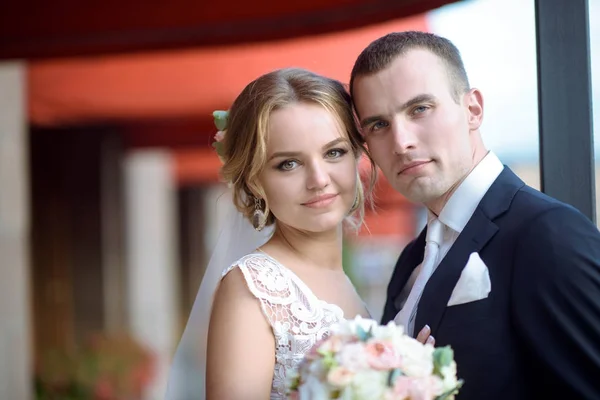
[350,31,600,399]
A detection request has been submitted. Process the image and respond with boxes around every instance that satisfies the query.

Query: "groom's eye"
[411,105,430,116]
[371,121,389,132]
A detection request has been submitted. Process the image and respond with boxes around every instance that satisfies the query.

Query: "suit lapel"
[414,167,525,335]
[414,208,498,334]
[389,228,427,310]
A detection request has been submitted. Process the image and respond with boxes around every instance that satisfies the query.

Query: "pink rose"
[391,376,442,400]
[327,366,354,387]
[214,130,225,142]
[365,340,403,370]
[388,376,413,399]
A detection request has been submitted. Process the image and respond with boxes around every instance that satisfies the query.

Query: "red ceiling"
[28,14,429,127]
[0,0,458,60]
[11,0,457,193]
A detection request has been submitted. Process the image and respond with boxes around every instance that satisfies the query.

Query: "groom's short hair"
[350,31,470,104]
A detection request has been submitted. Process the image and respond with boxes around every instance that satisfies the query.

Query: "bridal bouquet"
[286,316,463,400]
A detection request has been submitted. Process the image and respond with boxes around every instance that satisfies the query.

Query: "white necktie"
[394,218,443,335]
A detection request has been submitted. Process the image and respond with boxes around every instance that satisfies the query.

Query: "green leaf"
[288,375,300,391]
[433,346,454,375]
[213,110,229,130]
[317,347,332,358]
[387,368,403,387]
[356,325,373,342]
[322,353,337,369]
[435,380,464,400]
[212,141,225,158]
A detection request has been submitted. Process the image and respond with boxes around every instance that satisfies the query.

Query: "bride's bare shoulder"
[215,266,255,303]
[212,252,280,316]
[207,265,275,399]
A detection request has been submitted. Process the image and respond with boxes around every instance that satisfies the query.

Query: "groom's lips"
[398,161,432,175]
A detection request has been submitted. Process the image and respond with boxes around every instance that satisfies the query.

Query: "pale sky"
[427,0,599,164]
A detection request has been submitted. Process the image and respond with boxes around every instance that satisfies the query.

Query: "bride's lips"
[302,193,338,208]
[398,161,432,176]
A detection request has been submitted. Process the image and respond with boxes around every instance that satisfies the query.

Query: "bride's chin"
[304,217,346,235]
[277,211,345,235]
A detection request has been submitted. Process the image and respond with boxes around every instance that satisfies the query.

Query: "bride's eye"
[325,148,348,159]
[277,159,299,171]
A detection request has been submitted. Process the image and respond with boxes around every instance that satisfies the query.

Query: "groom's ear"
[465,88,484,131]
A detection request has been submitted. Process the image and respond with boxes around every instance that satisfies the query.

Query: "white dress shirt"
[396,151,504,334]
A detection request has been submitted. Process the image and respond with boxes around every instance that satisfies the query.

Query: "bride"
[166,67,376,399]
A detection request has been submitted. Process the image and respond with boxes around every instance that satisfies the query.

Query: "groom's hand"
[416,325,435,346]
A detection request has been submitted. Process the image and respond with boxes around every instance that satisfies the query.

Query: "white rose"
[371,320,404,340]
[439,362,459,392]
[349,370,388,400]
[397,337,434,378]
[332,316,378,336]
[336,343,370,372]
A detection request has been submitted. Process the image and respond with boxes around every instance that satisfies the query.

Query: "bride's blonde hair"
[220,67,376,230]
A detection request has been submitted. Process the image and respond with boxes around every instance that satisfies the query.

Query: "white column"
[0,62,32,400]
[124,150,179,400]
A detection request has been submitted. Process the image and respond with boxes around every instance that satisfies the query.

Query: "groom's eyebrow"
[359,115,383,129]
[400,94,436,111]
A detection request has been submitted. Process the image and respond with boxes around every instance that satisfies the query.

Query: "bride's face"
[258,102,358,233]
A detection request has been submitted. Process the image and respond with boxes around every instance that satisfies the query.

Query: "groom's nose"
[391,121,418,155]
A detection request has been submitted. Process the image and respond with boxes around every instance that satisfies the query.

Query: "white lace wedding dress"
[222,251,345,399]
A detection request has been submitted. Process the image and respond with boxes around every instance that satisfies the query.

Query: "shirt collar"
[436,151,504,233]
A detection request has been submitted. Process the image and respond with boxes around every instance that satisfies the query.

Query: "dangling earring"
[252,197,267,231]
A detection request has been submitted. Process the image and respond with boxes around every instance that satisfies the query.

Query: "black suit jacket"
[382,167,600,399]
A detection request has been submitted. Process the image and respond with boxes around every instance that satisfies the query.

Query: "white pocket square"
[447,252,491,306]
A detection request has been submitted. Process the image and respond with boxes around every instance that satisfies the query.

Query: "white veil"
[164,188,274,400]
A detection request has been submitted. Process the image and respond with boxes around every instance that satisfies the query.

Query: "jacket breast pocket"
[440,297,495,331]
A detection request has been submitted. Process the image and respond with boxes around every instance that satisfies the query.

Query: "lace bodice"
[222,252,344,399]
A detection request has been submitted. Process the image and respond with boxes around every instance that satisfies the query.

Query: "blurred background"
[1,0,598,399]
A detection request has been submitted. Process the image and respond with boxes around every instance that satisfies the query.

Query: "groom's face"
[353,49,481,209]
